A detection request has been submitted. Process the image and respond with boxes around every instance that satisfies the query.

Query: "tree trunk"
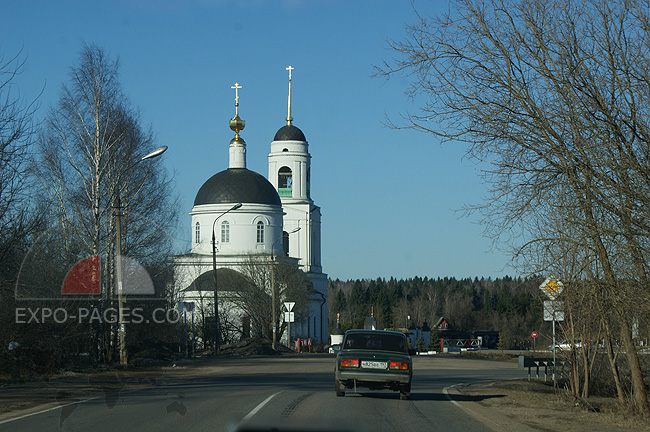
[619,316,650,416]
[604,332,625,405]
[581,345,590,399]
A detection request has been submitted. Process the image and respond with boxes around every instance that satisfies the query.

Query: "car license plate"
[361,361,387,369]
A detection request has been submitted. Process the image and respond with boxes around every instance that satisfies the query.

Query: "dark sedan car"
[334,329,413,400]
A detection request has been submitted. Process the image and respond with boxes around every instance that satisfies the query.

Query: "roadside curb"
[444,384,538,432]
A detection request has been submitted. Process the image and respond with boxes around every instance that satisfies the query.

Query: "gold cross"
[231,82,242,115]
[286,66,294,81]
[231,82,242,104]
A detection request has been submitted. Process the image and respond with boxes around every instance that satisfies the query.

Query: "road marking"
[442,384,464,408]
[0,396,100,425]
[240,391,282,423]
[0,379,167,426]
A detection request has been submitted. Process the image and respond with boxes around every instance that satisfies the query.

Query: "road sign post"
[539,278,563,388]
[532,331,537,351]
[284,302,295,348]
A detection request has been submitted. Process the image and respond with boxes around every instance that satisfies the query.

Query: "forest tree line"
[328,275,544,348]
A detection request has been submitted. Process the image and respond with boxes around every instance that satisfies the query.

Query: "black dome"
[274,125,306,142]
[194,168,281,206]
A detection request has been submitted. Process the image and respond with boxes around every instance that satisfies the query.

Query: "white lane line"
[442,384,464,408]
[0,396,101,425]
[240,390,282,423]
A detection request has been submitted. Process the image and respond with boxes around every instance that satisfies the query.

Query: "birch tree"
[33,44,177,360]
[36,44,175,264]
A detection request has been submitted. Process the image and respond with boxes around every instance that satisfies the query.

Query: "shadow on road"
[347,391,506,402]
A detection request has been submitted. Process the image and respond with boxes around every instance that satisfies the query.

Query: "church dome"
[194,168,281,206]
[274,125,306,142]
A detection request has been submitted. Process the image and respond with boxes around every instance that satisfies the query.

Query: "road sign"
[284,312,295,322]
[284,302,295,312]
[532,331,538,338]
[543,300,564,321]
[539,278,563,300]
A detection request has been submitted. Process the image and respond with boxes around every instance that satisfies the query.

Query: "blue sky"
[3,0,514,281]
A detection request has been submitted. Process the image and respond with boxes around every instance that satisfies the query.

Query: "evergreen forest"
[328,276,545,349]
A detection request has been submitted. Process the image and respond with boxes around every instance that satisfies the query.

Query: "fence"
[518,356,568,382]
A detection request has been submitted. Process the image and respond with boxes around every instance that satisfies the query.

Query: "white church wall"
[190,203,284,255]
[280,205,322,274]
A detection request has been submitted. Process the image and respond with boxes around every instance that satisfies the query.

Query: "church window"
[278,166,292,197]
[195,222,200,244]
[221,221,230,243]
[256,221,265,243]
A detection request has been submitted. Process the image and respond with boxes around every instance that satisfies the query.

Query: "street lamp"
[271,227,300,350]
[116,145,168,366]
[212,202,242,356]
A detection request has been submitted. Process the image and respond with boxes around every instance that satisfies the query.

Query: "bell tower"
[268,66,323,275]
[268,66,311,202]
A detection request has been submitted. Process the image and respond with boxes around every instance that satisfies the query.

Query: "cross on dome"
[231,82,242,116]
[229,82,245,137]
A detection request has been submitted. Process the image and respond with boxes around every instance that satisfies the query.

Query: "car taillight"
[340,359,359,368]
[389,361,409,370]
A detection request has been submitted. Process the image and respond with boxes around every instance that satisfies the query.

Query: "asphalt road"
[0,354,525,432]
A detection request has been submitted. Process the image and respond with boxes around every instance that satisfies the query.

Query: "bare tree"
[0,47,42,370]
[378,0,650,414]
[33,43,178,361]
[0,49,32,213]
[223,254,311,343]
[36,43,176,264]
[0,47,38,264]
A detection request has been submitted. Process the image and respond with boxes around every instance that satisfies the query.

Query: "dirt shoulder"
[430,350,649,431]
[449,379,650,432]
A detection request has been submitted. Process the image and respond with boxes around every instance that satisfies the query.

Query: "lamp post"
[271,227,300,350]
[116,145,168,366]
[211,203,242,356]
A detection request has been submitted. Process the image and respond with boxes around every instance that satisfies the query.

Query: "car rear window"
[343,333,407,353]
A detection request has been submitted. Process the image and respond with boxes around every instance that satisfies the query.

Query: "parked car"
[333,329,413,400]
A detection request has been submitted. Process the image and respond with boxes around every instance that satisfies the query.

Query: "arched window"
[195,222,200,244]
[256,221,265,243]
[221,221,230,243]
[278,166,292,197]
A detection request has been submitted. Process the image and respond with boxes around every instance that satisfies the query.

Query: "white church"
[173,68,328,348]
